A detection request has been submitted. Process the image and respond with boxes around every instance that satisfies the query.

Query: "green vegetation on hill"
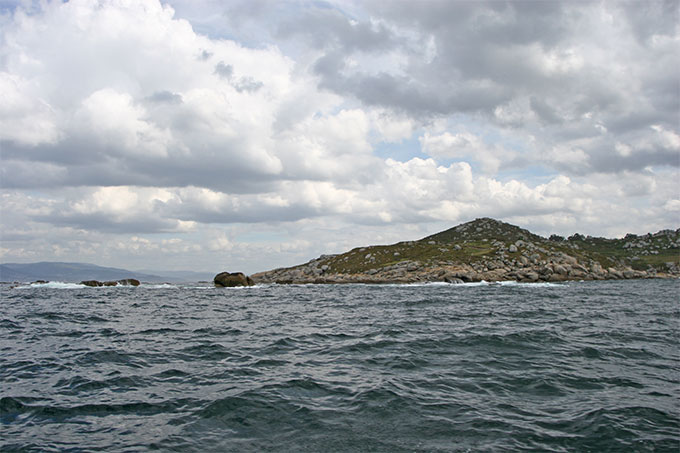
[253,218,680,284]
[319,218,678,275]
[557,230,680,271]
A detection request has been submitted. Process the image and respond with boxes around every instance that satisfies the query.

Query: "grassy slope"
[290,218,679,275]
[563,232,680,271]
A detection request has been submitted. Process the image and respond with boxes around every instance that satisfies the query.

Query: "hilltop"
[252,218,680,284]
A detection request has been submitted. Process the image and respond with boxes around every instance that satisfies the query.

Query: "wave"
[12,281,188,290]
[492,280,565,287]
[16,281,87,289]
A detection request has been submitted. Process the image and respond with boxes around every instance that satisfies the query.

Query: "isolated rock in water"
[214,272,254,287]
[81,280,103,287]
[80,279,141,287]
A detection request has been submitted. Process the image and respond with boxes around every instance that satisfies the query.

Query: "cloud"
[419,131,517,174]
[0,72,61,146]
[288,0,679,175]
[1,0,678,273]
[0,0,298,191]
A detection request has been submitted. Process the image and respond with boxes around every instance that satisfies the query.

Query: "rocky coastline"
[250,218,680,285]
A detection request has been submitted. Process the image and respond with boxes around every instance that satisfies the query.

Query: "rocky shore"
[251,218,680,285]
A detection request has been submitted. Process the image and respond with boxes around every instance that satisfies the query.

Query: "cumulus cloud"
[419,131,518,174]
[289,0,679,175]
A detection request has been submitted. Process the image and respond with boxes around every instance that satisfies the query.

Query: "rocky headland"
[251,218,680,284]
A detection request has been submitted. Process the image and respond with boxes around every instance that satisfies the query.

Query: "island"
[249,218,680,284]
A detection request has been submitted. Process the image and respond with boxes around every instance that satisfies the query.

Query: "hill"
[252,218,680,284]
[0,262,167,283]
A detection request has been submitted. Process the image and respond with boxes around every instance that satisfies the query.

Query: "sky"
[0,0,678,274]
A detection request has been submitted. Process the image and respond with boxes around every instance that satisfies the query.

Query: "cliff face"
[251,218,680,284]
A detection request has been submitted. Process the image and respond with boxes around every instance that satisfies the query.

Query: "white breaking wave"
[15,281,146,289]
[492,280,565,288]
[9,280,564,290]
[377,280,565,288]
[20,281,86,289]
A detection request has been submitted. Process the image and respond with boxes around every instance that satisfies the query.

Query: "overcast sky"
[1,0,678,274]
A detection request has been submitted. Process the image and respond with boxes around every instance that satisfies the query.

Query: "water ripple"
[1,279,678,451]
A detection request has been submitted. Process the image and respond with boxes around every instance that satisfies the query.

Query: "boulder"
[214,272,254,287]
[622,268,636,279]
[563,255,578,266]
[553,264,569,276]
[538,265,554,277]
[607,268,624,279]
[520,271,539,282]
[81,280,103,287]
[80,278,141,287]
[406,262,421,272]
[548,273,569,282]
[452,271,479,282]
[590,263,605,275]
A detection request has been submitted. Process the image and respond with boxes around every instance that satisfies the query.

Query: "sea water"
[1,279,678,452]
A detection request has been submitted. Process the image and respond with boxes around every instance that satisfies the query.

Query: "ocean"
[1,279,678,452]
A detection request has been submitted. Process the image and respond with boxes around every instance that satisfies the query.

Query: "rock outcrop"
[80,279,141,287]
[251,218,680,285]
[214,272,254,287]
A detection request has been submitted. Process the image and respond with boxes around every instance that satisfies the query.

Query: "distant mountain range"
[0,262,213,283]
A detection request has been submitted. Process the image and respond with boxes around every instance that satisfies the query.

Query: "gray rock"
[553,264,569,275]
[80,278,140,287]
[590,263,604,275]
[81,280,103,287]
[539,266,553,276]
[214,272,254,287]
[622,269,636,279]
[521,271,539,282]
[607,268,624,279]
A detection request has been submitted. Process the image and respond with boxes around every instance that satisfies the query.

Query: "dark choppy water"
[1,279,678,452]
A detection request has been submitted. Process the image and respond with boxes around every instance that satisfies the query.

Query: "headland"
[250,218,680,284]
